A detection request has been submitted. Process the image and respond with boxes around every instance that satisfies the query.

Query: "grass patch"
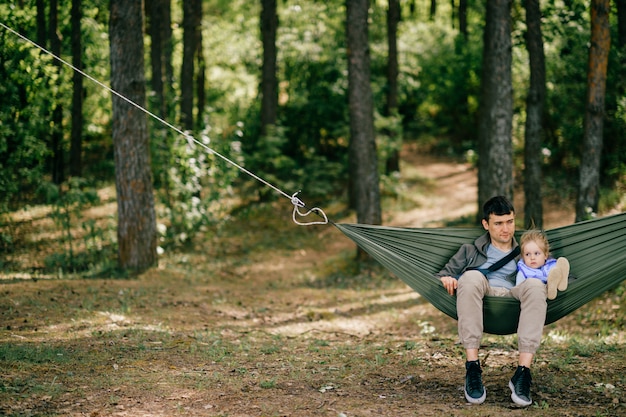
[0,343,70,364]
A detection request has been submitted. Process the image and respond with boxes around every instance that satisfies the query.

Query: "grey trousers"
[456,270,547,354]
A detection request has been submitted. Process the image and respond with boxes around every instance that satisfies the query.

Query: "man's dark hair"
[482,196,515,221]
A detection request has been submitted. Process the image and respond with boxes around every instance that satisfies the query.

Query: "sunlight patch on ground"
[99,311,128,324]
[0,272,57,281]
[546,330,569,343]
[208,288,425,335]
[1,311,169,343]
[256,293,427,338]
[6,205,53,223]
[547,328,625,345]
[306,290,421,315]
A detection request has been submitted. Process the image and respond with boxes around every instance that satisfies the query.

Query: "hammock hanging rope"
[333,212,626,335]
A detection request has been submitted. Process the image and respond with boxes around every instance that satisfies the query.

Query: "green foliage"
[0,5,53,211]
[0,2,113,211]
[242,124,297,200]
[242,123,346,200]
[38,177,114,273]
[201,0,260,122]
[375,111,404,170]
[541,2,590,180]
[156,133,213,247]
[602,33,626,185]
[539,1,626,189]
[155,127,240,249]
[78,4,116,181]
[236,1,351,200]
[397,23,483,154]
[278,1,348,159]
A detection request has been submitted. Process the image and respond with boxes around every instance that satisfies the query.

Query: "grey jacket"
[435,232,520,280]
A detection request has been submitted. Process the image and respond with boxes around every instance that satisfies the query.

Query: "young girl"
[516,229,569,300]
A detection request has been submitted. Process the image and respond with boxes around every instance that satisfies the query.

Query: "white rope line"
[291,192,328,226]
[1,22,328,226]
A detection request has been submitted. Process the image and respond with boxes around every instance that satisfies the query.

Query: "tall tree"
[163,1,174,106]
[36,0,46,46]
[450,0,456,28]
[110,0,158,271]
[145,0,175,201]
[49,0,64,184]
[522,0,546,229]
[180,0,202,130]
[453,0,470,156]
[618,0,626,48]
[260,0,278,136]
[617,0,625,103]
[346,0,382,239]
[385,0,401,174]
[195,0,205,130]
[70,0,83,177]
[459,0,467,39]
[145,0,167,118]
[576,0,610,222]
[430,0,437,20]
[477,0,513,213]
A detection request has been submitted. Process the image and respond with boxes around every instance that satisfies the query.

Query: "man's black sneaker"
[509,365,533,406]
[464,360,486,404]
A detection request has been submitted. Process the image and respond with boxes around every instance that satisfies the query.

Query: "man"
[436,195,547,407]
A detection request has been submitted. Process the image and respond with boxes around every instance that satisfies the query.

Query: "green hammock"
[334,212,626,335]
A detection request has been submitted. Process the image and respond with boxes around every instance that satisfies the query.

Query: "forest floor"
[1,147,625,417]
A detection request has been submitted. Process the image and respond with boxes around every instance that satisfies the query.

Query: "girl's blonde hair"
[519,229,550,257]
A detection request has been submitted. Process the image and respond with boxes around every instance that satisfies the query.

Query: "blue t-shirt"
[477,244,517,289]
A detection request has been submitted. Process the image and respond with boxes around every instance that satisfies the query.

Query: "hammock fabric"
[334,212,626,335]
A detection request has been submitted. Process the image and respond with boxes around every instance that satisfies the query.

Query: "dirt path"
[389,151,478,227]
[390,144,576,229]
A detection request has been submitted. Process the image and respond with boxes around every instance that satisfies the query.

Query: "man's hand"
[441,276,458,295]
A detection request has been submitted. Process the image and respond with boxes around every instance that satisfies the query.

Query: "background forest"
[1,0,625,275]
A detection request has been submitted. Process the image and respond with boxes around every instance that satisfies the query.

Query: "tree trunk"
[617,0,626,48]
[145,0,166,118]
[49,0,64,184]
[523,0,546,229]
[110,0,158,272]
[450,0,455,29]
[36,0,46,46]
[260,0,278,136]
[145,0,174,193]
[430,0,436,20]
[162,0,174,113]
[195,0,205,130]
[454,0,470,155]
[346,0,382,233]
[459,0,467,39]
[181,0,201,131]
[406,0,416,17]
[477,0,513,215]
[70,0,83,177]
[385,0,401,174]
[576,0,610,222]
